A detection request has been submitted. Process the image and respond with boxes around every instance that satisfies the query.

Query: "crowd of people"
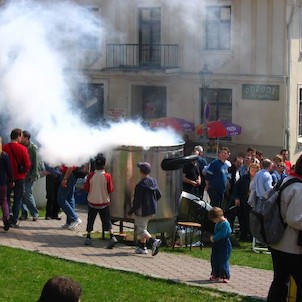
[1,128,301,300]
[183,142,302,299]
[0,128,163,257]
[0,128,165,301]
[182,144,293,242]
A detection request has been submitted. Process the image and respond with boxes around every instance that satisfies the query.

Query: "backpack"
[249,177,302,245]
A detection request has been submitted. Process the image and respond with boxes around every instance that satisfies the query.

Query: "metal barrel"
[107,143,184,233]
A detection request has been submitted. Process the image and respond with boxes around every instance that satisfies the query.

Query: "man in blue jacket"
[128,162,162,256]
[205,146,230,208]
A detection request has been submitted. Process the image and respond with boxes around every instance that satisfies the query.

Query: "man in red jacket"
[3,128,31,227]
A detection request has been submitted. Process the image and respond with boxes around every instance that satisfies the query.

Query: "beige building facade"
[73,0,302,162]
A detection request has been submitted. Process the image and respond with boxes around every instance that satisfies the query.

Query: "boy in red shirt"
[3,128,31,227]
[84,154,117,249]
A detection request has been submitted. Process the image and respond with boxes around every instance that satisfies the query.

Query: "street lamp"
[199,63,213,136]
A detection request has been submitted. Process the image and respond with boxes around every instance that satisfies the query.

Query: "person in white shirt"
[83,154,117,249]
[250,158,273,199]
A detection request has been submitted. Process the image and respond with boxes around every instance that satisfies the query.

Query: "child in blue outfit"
[208,206,232,283]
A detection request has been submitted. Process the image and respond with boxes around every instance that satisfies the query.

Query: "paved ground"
[0,206,272,301]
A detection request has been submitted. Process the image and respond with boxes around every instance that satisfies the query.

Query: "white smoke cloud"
[0,0,182,166]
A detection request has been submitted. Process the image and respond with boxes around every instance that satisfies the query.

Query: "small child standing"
[84,154,117,249]
[128,162,162,256]
[208,206,232,283]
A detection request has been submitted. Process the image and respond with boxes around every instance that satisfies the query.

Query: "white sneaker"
[135,247,148,254]
[152,239,162,256]
[61,223,69,229]
[68,218,82,230]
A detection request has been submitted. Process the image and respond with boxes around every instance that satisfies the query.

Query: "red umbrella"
[196,120,241,138]
[149,117,195,132]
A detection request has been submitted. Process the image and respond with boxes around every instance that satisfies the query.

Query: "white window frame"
[300,8,302,54]
[205,5,232,51]
[298,85,302,140]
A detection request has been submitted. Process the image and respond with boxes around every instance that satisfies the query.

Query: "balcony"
[105,44,179,71]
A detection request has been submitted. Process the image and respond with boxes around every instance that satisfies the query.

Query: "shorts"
[134,214,153,238]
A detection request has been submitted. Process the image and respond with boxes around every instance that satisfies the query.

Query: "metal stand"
[251,237,270,254]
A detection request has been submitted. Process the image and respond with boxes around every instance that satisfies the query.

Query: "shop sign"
[242,84,279,101]
[108,108,125,121]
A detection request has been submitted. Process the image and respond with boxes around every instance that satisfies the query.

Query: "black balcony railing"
[105,44,179,70]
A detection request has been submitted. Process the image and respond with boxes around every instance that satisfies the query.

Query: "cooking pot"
[107,144,199,233]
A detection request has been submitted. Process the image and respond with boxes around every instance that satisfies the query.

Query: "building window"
[205,6,231,50]
[131,85,166,119]
[139,7,161,66]
[78,7,100,50]
[75,83,104,126]
[202,88,232,141]
[202,88,232,121]
[299,87,302,137]
[142,86,166,119]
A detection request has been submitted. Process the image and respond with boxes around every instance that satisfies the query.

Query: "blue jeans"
[21,181,39,218]
[211,237,232,279]
[7,179,25,224]
[57,174,78,224]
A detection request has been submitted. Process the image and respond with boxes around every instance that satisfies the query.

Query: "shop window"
[143,86,166,119]
[202,88,232,121]
[75,83,104,126]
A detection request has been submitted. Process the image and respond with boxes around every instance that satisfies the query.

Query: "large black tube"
[161,154,198,171]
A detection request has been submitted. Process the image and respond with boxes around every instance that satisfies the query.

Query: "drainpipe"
[286,2,298,153]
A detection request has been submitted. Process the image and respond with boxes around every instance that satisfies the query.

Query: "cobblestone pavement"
[0,206,272,301]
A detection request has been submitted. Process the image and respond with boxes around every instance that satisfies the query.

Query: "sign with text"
[242,84,279,101]
[108,108,125,121]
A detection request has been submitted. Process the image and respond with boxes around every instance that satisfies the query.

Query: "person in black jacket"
[225,156,243,231]
[128,162,162,256]
[0,136,14,231]
[233,162,260,241]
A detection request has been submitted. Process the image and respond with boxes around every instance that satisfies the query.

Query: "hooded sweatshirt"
[129,176,161,217]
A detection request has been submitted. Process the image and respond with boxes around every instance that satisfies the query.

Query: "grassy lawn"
[0,246,263,302]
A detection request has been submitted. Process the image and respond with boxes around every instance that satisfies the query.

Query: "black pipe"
[161,154,198,171]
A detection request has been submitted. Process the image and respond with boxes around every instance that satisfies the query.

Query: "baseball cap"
[137,162,151,174]
[194,145,203,152]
